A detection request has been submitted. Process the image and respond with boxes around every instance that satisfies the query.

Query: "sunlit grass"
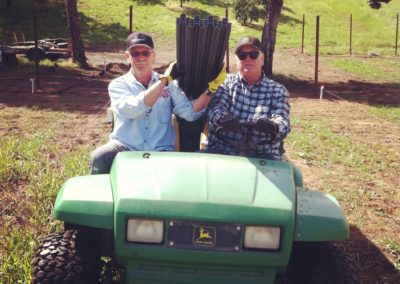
[0,107,89,282]
[382,236,400,270]
[365,105,400,122]
[327,57,400,83]
[15,56,81,74]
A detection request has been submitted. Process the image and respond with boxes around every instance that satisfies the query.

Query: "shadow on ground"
[272,75,400,106]
[344,225,400,283]
[1,65,399,116]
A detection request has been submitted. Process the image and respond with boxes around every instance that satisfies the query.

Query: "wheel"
[26,47,46,61]
[277,242,360,284]
[31,229,101,284]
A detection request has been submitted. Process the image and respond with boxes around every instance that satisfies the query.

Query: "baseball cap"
[235,36,262,54]
[126,32,154,50]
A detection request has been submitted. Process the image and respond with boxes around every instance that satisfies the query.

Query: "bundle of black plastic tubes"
[175,14,231,152]
[176,14,231,100]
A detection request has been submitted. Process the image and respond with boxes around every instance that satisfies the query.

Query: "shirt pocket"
[156,97,172,124]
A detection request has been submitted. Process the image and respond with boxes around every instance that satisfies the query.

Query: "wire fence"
[296,13,399,56]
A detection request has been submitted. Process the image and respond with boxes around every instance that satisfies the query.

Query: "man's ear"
[125,51,130,63]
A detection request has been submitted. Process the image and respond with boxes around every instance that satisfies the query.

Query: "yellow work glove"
[208,65,227,93]
[161,61,184,85]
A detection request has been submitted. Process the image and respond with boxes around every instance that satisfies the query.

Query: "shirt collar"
[124,69,159,86]
[239,72,268,86]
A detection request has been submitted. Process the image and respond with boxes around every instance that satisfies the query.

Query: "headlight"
[126,218,164,244]
[244,226,281,250]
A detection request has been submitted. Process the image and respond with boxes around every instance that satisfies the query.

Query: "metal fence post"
[315,15,319,84]
[396,13,399,56]
[301,14,305,53]
[129,5,133,34]
[350,13,353,55]
[33,7,40,89]
[225,6,230,72]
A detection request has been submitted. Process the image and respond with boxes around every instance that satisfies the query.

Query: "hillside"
[1,0,399,54]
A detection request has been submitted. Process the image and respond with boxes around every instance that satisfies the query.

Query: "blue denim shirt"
[109,70,205,151]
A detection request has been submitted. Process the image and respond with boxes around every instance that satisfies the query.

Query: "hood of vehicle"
[111,151,295,220]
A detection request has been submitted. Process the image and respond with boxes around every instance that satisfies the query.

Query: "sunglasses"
[129,50,152,58]
[237,50,260,61]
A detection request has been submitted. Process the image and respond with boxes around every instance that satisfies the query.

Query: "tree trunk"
[261,0,283,76]
[65,0,89,69]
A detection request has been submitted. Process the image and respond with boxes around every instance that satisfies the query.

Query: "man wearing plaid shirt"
[205,36,291,160]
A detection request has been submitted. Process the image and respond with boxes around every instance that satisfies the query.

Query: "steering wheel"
[215,121,274,156]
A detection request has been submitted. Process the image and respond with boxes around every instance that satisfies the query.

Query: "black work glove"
[161,61,185,84]
[255,118,279,140]
[218,112,241,132]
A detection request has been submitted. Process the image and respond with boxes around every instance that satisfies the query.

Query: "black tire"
[276,242,360,284]
[31,229,101,284]
[26,47,46,62]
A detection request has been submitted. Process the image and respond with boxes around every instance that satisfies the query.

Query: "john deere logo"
[193,226,216,246]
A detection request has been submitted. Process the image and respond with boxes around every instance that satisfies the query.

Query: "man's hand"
[161,61,184,84]
[218,112,241,132]
[208,65,227,93]
[255,118,279,140]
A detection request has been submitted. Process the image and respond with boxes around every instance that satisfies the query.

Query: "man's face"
[126,46,155,73]
[236,45,264,77]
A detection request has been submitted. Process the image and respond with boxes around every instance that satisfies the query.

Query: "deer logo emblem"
[194,226,215,246]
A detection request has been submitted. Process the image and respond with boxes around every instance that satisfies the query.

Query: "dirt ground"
[1,47,399,282]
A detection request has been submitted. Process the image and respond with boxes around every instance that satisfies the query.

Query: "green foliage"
[233,0,264,25]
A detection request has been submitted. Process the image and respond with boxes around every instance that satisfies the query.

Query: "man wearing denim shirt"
[205,36,291,160]
[91,32,226,174]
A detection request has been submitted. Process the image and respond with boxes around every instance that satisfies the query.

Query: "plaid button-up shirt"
[206,72,291,159]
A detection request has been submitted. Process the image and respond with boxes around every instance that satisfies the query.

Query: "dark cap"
[235,36,261,54]
[126,32,154,50]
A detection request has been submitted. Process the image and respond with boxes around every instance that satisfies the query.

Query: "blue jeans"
[90,140,130,174]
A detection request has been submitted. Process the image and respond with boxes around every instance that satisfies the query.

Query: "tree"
[259,0,392,76]
[234,0,264,25]
[368,0,391,9]
[65,0,88,69]
[261,0,282,76]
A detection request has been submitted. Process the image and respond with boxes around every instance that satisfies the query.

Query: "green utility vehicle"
[31,122,357,284]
